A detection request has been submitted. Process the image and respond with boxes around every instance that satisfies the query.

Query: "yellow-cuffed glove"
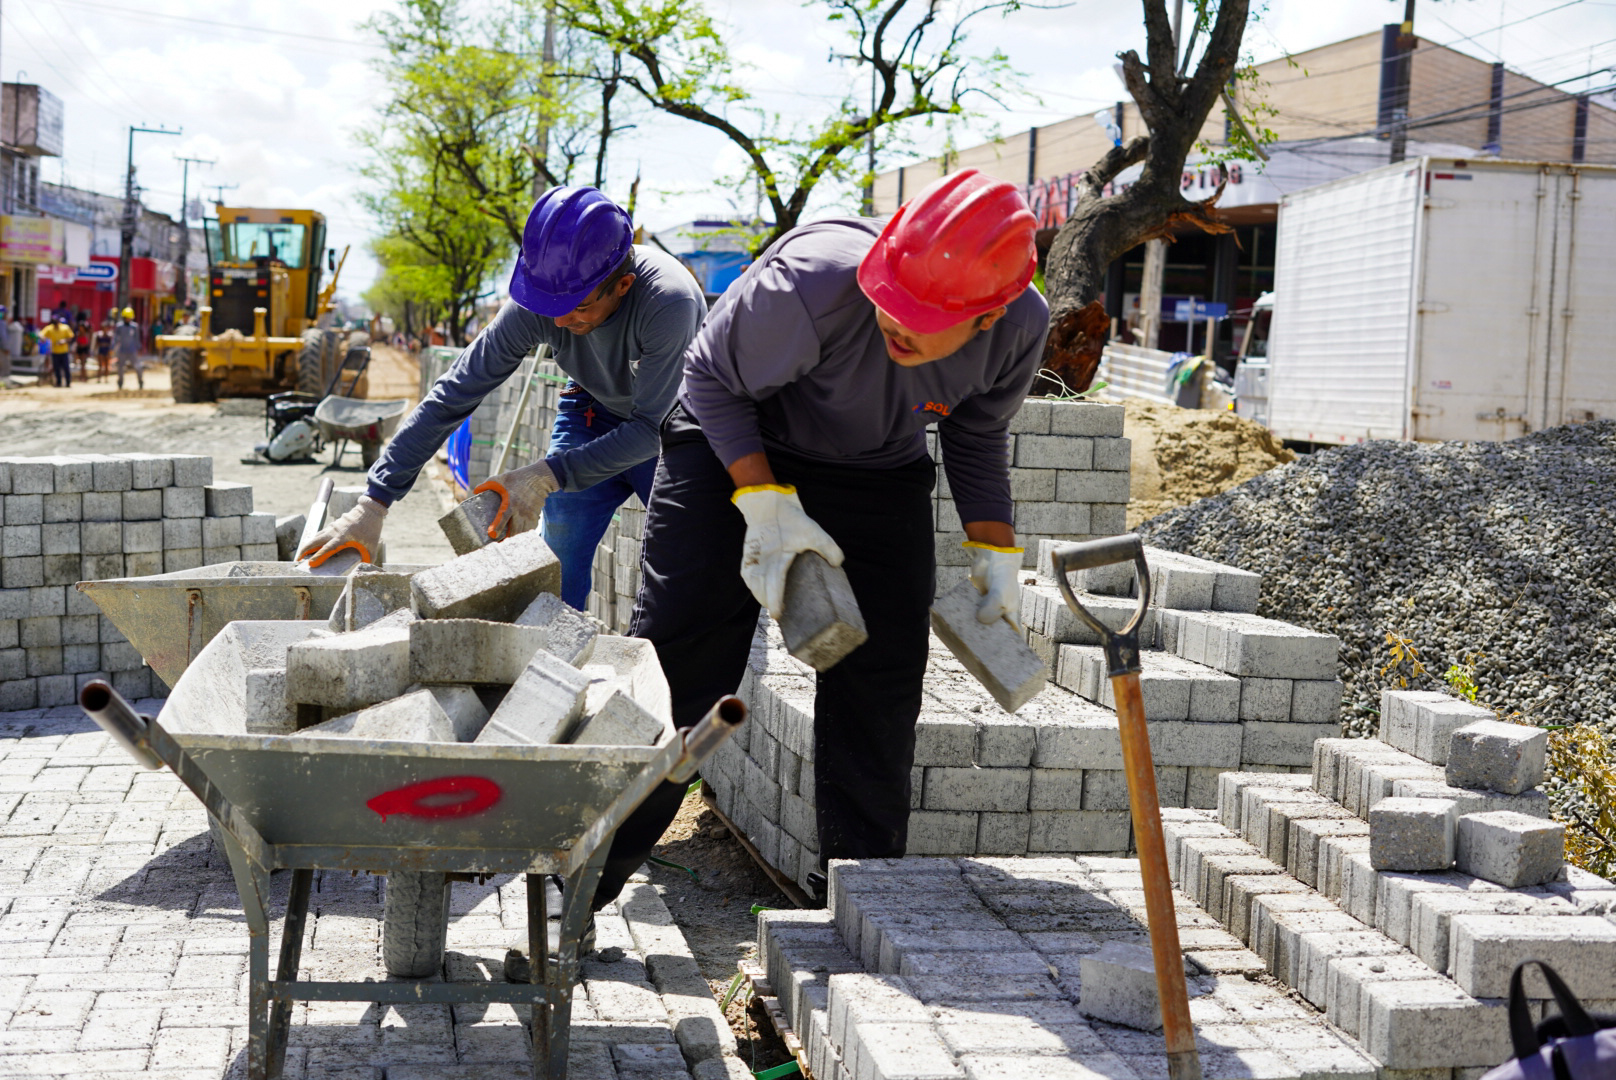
[732,484,845,619]
[966,540,1025,633]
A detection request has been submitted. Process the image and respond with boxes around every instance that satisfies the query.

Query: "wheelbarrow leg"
[266,868,314,1080]
[527,872,550,1080]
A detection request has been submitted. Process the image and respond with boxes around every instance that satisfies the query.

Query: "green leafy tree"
[559,0,1025,250]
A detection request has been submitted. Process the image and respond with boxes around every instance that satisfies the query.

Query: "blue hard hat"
[509,187,634,317]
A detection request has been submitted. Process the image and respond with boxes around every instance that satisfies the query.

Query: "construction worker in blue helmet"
[299,187,707,608]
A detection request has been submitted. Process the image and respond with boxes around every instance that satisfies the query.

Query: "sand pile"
[1121,398,1295,527]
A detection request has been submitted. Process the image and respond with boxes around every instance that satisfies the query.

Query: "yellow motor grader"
[157,207,366,403]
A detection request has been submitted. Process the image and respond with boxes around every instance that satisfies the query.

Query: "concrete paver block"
[780,552,868,672]
[426,684,491,741]
[409,619,548,685]
[274,514,306,561]
[580,636,672,727]
[475,649,590,745]
[161,620,331,736]
[284,621,413,711]
[1449,913,1616,999]
[1370,797,1457,871]
[437,489,502,556]
[303,688,457,742]
[203,482,254,517]
[328,570,416,632]
[513,591,599,666]
[1380,690,1493,764]
[930,579,1046,713]
[410,529,562,621]
[1455,810,1563,887]
[1077,942,1171,1030]
[1360,978,1510,1069]
[1445,720,1547,794]
[572,688,669,746]
[1171,610,1339,680]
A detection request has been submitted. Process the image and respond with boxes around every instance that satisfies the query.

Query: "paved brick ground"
[0,704,745,1080]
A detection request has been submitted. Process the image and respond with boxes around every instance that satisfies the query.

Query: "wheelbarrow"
[314,394,409,469]
[79,679,747,1080]
[75,559,426,688]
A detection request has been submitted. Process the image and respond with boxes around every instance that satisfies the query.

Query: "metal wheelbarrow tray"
[77,560,427,688]
[81,680,744,1080]
[314,395,410,444]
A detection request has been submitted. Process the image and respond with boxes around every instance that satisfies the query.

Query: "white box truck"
[1257,156,1616,444]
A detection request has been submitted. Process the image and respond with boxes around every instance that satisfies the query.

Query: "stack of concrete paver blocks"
[463,355,565,490]
[932,399,1129,596]
[702,543,1343,897]
[0,454,275,710]
[755,858,1384,1080]
[1154,688,1616,1073]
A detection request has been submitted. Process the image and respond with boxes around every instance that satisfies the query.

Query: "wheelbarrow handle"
[79,680,163,770]
[669,695,748,785]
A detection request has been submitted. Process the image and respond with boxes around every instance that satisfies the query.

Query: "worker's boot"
[502,875,596,982]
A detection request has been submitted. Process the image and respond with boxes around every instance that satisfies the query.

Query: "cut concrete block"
[1370,797,1457,871]
[409,619,547,685]
[930,579,1046,713]
[427,685,491,742]
[571,688,668,746]
[284,621,413,711]
[303,689,457,742]
[410,528,562,621]
[327,570,416,632]
[160,620,330,736]
[1455,810,1563,887]
[513,591,599,666]
[437,489,502,556]
[475,649,590,745]
[1449,913,1616,999]
[780,552,867,672]
[1076,942,1176,1031]
[274,514,306,562]
[1445,720,1547,794]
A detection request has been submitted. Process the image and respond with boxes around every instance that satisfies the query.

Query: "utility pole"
[117,124,181,312]
[863,65,877,215]
[173,155,213,308]
[533,0,557,200]
[1389,0,1417,163]
[207,181,239,209]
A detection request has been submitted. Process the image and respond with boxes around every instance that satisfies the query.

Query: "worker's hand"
[474,460,559,538]
[966,541,1025,633]
[299,495,387,568]
[733,485,844,619]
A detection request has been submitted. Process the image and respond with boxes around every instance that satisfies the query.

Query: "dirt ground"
[0,346,799,1070]
[1123,397,1296,528]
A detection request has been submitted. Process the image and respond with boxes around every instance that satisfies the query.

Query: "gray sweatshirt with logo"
[366,244,706,505]
[680,218,1050,525]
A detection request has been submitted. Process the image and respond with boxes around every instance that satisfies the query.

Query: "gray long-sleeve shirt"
[366,244,706,505]
[113,322,141,356]
[680,218,1050,525]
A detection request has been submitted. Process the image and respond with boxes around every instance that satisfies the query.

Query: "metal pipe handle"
[79,680,163,770]
[669,696,748,784]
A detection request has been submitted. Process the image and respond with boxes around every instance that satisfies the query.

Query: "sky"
[7,0,1616,301]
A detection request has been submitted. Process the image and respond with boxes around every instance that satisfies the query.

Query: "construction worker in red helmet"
[594,168,1048,906]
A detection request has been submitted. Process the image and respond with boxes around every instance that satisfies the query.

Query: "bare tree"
[1040,0,1251,392]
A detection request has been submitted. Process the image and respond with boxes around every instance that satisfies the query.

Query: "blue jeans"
[540,386,657,609]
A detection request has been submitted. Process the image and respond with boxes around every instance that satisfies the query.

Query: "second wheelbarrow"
[79,680,746,1080]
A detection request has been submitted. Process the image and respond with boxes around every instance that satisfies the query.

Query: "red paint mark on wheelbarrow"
[367,776,501,821]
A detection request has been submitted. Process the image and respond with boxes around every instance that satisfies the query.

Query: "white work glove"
[299,495,388,568]
[474,460,559,538]
[966,540,1025,633]
[733,484,845,619]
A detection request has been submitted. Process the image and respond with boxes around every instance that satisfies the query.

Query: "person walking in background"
[72,319,92,381]
[94,321,114,381]
[113,308,144,391]
[41,313,74,387]
[4,311,20,379]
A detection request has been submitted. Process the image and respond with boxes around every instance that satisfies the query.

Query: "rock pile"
[1139,421,1616,738]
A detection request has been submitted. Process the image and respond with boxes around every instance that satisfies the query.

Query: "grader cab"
[157,207,365,403]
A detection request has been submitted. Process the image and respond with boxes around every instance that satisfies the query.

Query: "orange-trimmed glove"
[733,484,844,619]
[298,495,387,568]
[473,460,558,539]
[965,540,1025,633]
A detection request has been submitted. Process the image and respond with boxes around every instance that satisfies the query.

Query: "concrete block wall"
[702,543,1341,897]
[0,454,274,710]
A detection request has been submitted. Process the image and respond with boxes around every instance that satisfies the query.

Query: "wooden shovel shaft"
[1111,671,1203,1080]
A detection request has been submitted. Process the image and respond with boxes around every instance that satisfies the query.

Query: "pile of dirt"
[1121,398,1295,528]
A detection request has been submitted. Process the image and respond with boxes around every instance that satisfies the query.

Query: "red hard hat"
[858,168,1037,335]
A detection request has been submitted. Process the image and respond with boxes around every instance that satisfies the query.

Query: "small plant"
[1380,630,1427,689]
[1546,723,1616,879]
[1443,655,1480,703]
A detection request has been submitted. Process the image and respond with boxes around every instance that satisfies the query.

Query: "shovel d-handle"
[1051,537,1202,1080]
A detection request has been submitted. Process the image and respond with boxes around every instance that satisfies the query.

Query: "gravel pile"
[1139,421,1616,739]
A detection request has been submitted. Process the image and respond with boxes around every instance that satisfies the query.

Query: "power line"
[48,0,386,51]
[37,0,160,121]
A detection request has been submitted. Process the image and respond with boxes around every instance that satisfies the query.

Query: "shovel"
[1051,534,1202,1080]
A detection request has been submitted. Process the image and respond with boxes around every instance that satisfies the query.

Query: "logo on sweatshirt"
[912,401,952,418]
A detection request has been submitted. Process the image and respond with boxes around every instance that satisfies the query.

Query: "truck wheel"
[296,330,325,396]
[382,871,451,978]
[167,348,202,403]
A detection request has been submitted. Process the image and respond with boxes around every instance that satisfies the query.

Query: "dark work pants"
[590,406,937,909]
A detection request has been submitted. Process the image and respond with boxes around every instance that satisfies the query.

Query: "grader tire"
[382,871,452,978]
[296,330,325,396]
[167,347,203,404]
